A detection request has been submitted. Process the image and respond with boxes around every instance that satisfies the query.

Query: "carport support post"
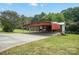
[62,24,65,34]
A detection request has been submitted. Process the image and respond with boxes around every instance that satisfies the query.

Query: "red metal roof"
[30,22,51,26]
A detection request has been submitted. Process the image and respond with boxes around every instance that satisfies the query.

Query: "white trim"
[58,22,65,25]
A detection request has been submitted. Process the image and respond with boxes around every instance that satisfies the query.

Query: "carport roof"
[30,22,51,26]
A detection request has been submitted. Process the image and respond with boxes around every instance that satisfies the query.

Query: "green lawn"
[0,27,30,33]
[13,29,30,33]
[0,34,79,55]
[0,27,2,32]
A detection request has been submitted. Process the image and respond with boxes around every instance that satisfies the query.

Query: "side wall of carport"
[51,22,60,31]
[51,22,65,34]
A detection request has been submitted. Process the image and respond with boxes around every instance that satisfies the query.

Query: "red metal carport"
[27,22,61,31]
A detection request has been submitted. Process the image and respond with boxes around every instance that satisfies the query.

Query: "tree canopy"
[61,7,79,33]
[61,7,79,22]
[32,12,64,22]
[0,10,19,32]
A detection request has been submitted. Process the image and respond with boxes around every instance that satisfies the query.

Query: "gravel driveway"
[0,32,50,52]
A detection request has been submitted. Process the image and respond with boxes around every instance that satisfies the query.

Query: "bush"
[66,22,79,34]
[2,21,15,32]
[3,25,13,32]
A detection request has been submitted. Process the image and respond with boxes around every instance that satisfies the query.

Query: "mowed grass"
[13,29,30,33]
[0,27,29,33]
[0,34,79,55]
[0,27,2,32]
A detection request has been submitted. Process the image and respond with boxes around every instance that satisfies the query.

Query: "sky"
[0,3,79,17]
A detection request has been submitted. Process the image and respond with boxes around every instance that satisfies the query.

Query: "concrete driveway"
[0,32,50,52]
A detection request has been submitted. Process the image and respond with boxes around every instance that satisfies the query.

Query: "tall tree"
[32,12,47,22]
[0,10,19,32]
[52,13,64,22]
[17,15,32,29]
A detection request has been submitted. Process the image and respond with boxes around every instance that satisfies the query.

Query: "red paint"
[51,23,60,30]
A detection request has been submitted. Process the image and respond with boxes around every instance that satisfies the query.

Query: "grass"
[0,27,2,32]
[0,34,79,55]
[0,27,30,33]
[13,29,30,33]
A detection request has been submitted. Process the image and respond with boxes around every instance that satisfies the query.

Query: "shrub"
[2,21,15,32]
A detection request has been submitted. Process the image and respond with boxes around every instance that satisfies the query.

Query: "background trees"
[32,12,64,22]
[61,7,79,33]
[48,13,64,22]
[61,7,79,22]
[17,15,32,29]
[32,12,47,22]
